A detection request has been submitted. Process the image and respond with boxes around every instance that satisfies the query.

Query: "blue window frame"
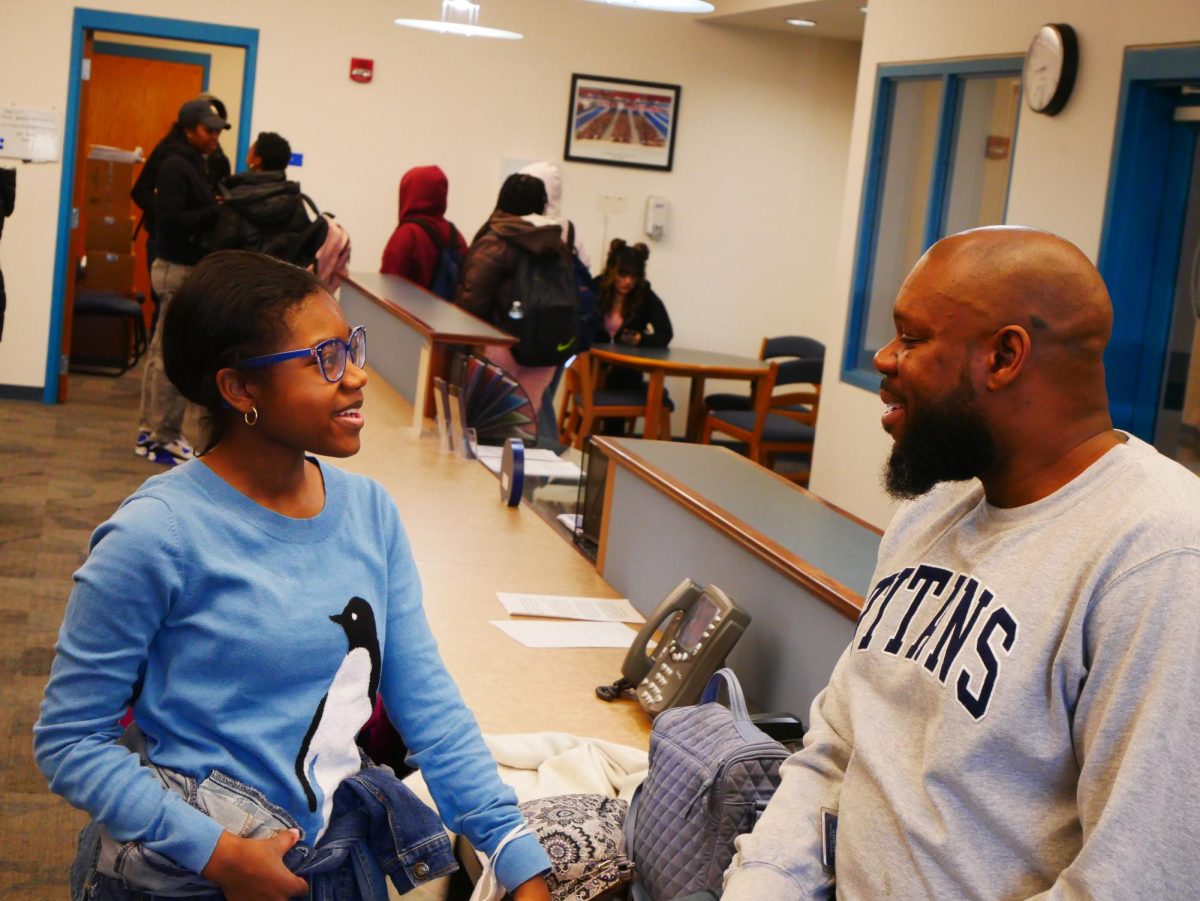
[842,57,1024,391]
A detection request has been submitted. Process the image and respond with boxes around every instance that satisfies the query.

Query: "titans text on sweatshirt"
[724,436,1200,899]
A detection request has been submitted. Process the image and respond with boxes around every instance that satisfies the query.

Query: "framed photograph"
[564,73,681,172]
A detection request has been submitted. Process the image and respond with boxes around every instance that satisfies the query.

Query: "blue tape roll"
[500,438,524,507]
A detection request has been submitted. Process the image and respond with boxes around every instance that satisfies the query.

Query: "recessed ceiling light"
[859,5,868,13]
[786,17,817,27]
[580,0,716,12]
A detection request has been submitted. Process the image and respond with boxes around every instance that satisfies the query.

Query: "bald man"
[721,227,1200,899]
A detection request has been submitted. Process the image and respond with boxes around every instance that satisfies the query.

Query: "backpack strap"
[300,192,322,220]
[701,668,771,744]
[401,216,445,252]
[280,193,329,268]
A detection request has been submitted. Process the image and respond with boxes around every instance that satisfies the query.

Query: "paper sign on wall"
[0,106,63,162]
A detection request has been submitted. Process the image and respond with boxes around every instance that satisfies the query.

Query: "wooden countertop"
[341,271,516,347]
[325,370,649,747]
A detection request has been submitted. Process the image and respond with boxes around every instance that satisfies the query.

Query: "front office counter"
[592,437,882,719]
[338,272,515,428]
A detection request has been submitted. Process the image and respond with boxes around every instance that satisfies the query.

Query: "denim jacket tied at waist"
[88,728,457,900]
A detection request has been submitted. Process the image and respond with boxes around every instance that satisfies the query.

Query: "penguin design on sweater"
[295,597,381,836]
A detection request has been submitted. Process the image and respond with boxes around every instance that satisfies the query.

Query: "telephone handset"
[597,578,751,717]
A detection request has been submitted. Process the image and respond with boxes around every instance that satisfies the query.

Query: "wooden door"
[84,50,205,312]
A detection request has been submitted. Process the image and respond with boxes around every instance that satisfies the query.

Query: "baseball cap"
[177,98,230,131]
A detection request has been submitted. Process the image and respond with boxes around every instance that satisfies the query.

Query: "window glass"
[943,76,1022,235]
[860,78,943,368]
[844,61,1023,385]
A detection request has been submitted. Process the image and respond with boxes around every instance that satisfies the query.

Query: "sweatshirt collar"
[181,456,346,543]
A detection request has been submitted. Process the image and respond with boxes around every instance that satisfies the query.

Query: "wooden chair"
[558,351,673,449]
[704,335,824,413]
[700,360,820,485]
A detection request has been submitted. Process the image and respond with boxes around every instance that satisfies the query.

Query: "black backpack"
[566,221,601,352]
[210,176,329,269]
[130,132,190,236]
[504,244,581,367]
[401,217,463,300]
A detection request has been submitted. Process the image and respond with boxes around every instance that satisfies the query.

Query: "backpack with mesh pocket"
[625,668,789,900]
[504,246,580,367]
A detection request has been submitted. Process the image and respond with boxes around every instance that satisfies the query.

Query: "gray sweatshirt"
[724,436,1200,899]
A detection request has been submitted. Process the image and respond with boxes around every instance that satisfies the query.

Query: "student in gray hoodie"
[722,226,1200,900]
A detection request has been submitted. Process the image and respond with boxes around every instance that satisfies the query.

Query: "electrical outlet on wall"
[598,194,626,214]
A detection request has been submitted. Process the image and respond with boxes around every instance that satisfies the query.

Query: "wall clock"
[1023,23,1079,116]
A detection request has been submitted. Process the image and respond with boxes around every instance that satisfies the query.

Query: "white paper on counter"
[497,592,645,624]
[490,619,638,648]
[474,445,563,462]
[477,453,583,480]
[557,513,583,532]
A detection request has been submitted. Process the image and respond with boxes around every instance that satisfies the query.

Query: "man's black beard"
[884,377,997,500]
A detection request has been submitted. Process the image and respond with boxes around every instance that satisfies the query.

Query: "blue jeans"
[71,760,456,900]
[537,364,566,452]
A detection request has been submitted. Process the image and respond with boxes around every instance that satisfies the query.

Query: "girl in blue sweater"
[36,251,551,900]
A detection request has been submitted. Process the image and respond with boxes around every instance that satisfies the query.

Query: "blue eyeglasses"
[240,326,367,383]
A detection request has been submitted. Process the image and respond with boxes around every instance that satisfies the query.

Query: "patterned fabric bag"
[625,668,789,900]
[519,794,635,901]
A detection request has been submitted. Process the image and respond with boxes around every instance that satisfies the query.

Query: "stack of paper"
[490,592,644,648]
[475,445,583,481]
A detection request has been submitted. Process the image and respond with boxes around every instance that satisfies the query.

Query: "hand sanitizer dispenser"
[644,196,669,240]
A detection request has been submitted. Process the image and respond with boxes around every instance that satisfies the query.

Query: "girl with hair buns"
[594,239,673,391]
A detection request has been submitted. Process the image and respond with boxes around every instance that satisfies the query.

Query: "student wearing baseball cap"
[131,97,230,467]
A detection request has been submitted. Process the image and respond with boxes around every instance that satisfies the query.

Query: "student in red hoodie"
[379,165,467,297]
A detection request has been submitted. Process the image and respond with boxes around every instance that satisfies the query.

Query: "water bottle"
[508,300,525,321]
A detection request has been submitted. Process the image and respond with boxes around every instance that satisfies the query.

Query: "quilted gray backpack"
[624,668,790,900]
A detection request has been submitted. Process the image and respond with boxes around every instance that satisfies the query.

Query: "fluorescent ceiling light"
[785,17,817,26]
[394,1,523,39]
[393,17,522,38]
[580,0,716,13]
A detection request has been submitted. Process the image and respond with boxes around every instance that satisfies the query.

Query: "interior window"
[844,60,1023,386]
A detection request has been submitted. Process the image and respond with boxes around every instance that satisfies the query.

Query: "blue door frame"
[1097,45,1200,439]
[44,9,258,404]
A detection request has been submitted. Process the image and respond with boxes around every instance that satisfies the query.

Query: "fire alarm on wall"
[350,58,374,83]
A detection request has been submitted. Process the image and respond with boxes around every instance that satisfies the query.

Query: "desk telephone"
[597,579,751,716]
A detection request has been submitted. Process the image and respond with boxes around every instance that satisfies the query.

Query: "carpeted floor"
[0,368,154,898]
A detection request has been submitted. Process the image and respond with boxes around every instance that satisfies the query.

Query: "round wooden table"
[588,344,771,441]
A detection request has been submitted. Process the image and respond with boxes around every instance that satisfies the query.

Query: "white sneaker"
[134,430,153,457]
[148,439,194,466]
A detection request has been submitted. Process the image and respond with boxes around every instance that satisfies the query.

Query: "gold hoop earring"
[244,405,259,427]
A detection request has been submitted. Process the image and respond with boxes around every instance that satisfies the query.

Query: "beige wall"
[808,0,1200,528]
[0,0,860,404]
